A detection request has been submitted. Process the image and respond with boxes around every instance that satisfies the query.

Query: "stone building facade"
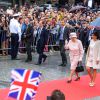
[0,0,99,7]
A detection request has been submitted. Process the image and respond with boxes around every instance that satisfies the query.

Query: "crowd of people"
[0,5,99,54]
[0,3,100,87]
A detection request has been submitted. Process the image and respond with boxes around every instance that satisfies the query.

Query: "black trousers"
[59,40,67,64]
[38,53,47,64]
[11,33,19,59]
[37,40,47,64]
[25,40,32,60]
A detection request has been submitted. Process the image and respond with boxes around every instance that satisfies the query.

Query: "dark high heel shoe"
[74,77,80,81]
[67,79,72,83]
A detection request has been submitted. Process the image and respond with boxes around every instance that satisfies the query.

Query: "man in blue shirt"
[21,18,34,62]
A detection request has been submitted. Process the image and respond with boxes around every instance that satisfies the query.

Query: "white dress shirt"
[9,18,22,41]
[88,0,93,8]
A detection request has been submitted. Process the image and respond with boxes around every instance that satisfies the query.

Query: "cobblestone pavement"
[0,51,100,100]
[0,51,86,87]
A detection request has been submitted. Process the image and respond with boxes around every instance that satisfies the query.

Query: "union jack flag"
[8,69,42,100]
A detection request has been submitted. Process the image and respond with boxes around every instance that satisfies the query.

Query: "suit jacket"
[36,27,48,53]
[68,20,76,27]
[21,23,34,42]
[79,27,89,48]
[57,26,70,42]
[25,24,34,41]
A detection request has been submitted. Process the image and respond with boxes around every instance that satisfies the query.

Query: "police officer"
[9,13,21,60]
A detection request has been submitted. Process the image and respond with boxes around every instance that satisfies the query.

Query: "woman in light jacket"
[86,31,100,87]
[65,32,84,83]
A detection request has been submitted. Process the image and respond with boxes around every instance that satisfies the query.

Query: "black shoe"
[43,56,47,62]
[11,58,20,60]
[62,63,67,67]
[11,58,16,60]
[59,63,66,67]
[35,63,41,65]
[25,59,32,62]
[59,64,64,66]
[74,77,80,81]
[67,79,72,83]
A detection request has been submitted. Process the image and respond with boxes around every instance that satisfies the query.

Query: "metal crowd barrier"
[0,30,59,53]
[0,30,10,56]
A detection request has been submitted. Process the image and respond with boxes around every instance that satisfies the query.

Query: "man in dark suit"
[36,21,48,65]
[78,23,90,53]
[57,22,70,66]
[21,18,34,62]
[68,16,82,32]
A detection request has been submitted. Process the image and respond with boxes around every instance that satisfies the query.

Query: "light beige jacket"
[86,40,100,69]
[93,40,100,68]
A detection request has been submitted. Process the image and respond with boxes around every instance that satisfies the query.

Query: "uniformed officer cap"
[13,13,20,17]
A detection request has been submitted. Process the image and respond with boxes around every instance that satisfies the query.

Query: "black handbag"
[75,62,84,72]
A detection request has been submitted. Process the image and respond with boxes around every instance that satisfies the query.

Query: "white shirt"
[88,0,93,8]
[9,18,22,41]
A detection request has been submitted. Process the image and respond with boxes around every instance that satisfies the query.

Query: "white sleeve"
[17,23,22,41]
[65,39,68,45]
[97,43,100,61]
[9,19,12,33]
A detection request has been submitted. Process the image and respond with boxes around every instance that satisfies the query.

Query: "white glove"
[65,39,68,45]
[64,39,68,50]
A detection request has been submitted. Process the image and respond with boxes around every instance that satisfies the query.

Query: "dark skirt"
[0,30,8,42]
